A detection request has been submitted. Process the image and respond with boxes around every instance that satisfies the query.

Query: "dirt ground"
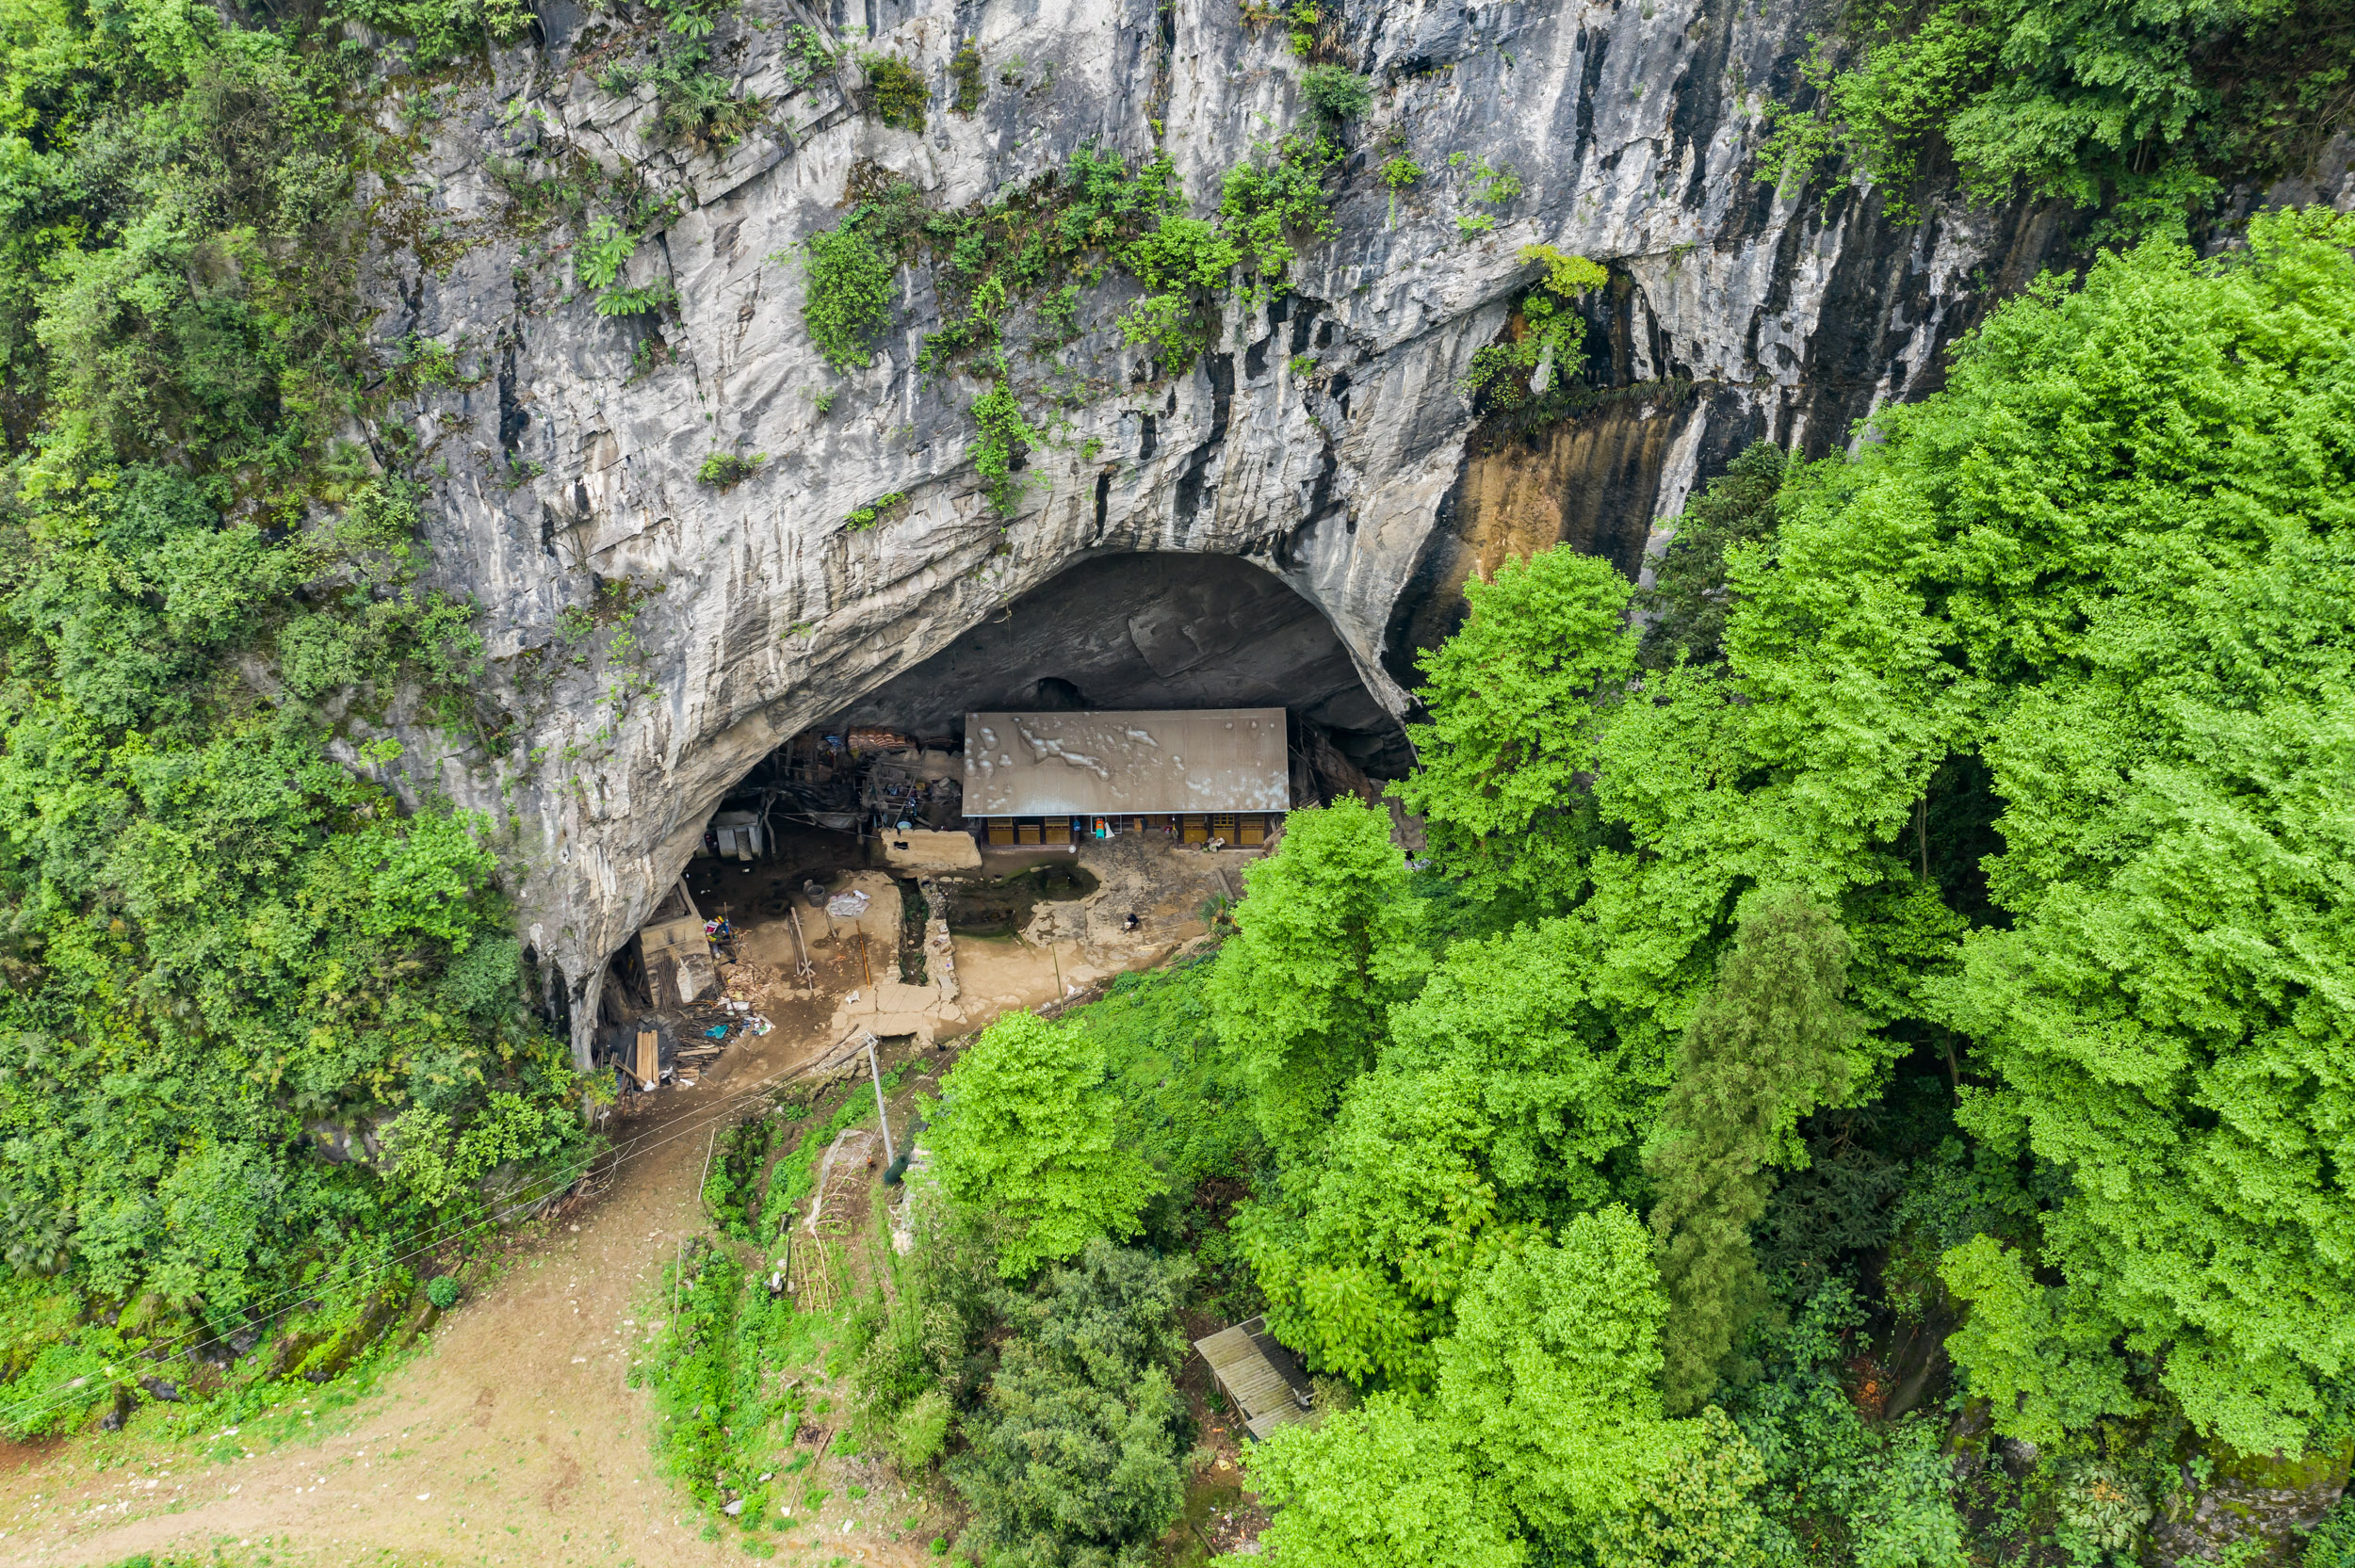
[0,833,1266,1568]
[0,1028,942,1568]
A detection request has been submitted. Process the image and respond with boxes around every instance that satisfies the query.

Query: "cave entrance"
[840,552,1413,785]
[593,552,1410,1094]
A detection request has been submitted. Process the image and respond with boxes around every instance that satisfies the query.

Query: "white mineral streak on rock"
[363,0,2103,1062]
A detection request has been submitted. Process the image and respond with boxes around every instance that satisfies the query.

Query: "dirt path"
[0,1032,938,1568]
[0,839,1259,1568]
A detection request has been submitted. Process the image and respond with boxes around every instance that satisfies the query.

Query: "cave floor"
[667,833,1250,1070]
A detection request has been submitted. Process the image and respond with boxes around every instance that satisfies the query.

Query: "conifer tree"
[1646,890,1863,1412]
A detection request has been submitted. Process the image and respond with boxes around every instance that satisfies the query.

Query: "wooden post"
[865,1034,896,1172]
[698,1126,717,1219]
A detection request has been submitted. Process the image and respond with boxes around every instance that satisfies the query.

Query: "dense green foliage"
[0,0,2346,1557]
[928,1010,1156,1277]
[1729,1283,1970,1568]
[1299,64,1372,122]
[945,1241,1193,1567]
[1247,1207,1747,1565]
[1756,210,2355,1452]
[1647,890,1869,1412]
[1761,0,2355,227]
[0,0,587,1431]
[1456,243,1608,409]
[2308,1497,2355,1568]
[1390,544,1632,911]
[913,205,2355,1566]
[1209,797,1422,1156]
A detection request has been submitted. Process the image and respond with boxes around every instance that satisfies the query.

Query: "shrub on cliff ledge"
[800,216,899,371]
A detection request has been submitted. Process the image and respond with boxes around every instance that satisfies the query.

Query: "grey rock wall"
[364,0,2086,1063]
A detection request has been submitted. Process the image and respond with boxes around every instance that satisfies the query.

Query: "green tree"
[1436,1205,1681,1536]
[1569,209,2355,1450]
[1385,914,1657,1201]
[1594,1408,1770,1568]
[1209,798,1421,1156]
[0,0,588,1405]
[1237,1059,1497,1385]
[1937,1237,2138,1449]
[926,1010,1156,1278]
[1646,890,1866,1413]
[1390,544,1639,912]
[1243,1207,1705,1563]
[1637,440,1787,671]
[1238,913,1660,1384]
[1245,1393,1527,1568]
[947,1241,1192,1567]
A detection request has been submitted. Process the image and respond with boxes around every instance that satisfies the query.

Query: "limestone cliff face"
[367,0,2083,1060]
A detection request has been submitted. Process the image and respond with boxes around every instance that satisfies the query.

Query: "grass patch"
[634,1240,842,1529]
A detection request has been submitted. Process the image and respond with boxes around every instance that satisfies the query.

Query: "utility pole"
[864,1032,897,1170]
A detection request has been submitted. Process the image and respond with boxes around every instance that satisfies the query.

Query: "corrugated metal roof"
[963,709,1291,816]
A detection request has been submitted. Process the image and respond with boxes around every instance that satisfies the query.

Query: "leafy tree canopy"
[1225,207,2355,1522]
[927,1010,1158,1278]
[1389,545,1637,913]
[1210,795,1426,1156]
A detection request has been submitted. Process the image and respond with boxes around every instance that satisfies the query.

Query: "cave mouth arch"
[824,551,1413,780]
[584,551,1414,1065]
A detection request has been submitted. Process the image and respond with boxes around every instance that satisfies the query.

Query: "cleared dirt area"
[0,1028,941,1568]
[0,837,1265,1568]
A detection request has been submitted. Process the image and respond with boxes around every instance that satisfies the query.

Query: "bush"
[697,451,763,488]
[970,381,1039,517]
[1301,64,1372,121]
[845,492,907,530]
[800,219,899,372]
[1219,133,1342,281]
[860,51,928,131]
[426,1276,462,1311]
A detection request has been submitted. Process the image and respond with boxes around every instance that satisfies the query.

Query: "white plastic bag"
[826,889,871,918]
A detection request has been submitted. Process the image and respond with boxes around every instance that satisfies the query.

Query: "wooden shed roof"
[1193,1315,1314,1440]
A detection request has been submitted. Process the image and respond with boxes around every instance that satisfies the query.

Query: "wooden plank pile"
[674,1029,728,1075]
